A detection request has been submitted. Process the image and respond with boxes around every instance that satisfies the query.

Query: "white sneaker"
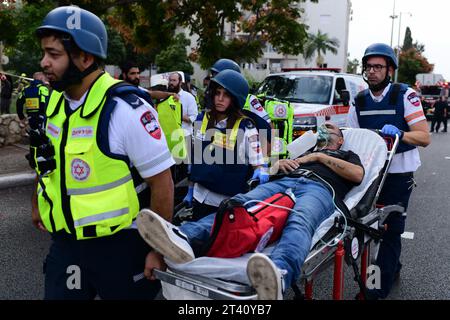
[247,253,283,300]
[136,209,195,264]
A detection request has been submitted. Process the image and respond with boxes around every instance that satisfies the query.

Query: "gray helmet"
[36,6,108,59]
[362,43,398,69]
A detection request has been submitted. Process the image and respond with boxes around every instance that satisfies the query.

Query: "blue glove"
[183,186,194,207]
[251,166,270,185]
[381,124,404,139]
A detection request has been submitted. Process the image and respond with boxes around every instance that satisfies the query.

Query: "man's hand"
[272,159,299,174]
[172,93,180,101]
[31,202,46,231]
[144,251,167,280]
[381,124,403,139]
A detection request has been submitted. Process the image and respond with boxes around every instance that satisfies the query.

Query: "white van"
[256,70,368,138]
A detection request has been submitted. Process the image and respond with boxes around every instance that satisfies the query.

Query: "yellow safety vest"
[156,96,187,160]
[37,73,140,240]
[265,100,294,157]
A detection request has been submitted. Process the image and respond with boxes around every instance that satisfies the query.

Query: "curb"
[0,171,36,189]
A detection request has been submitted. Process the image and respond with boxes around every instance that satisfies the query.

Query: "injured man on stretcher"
[137,122,365,300]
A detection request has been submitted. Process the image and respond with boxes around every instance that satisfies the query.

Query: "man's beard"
[168,84,180,93]
[126,77,140,86]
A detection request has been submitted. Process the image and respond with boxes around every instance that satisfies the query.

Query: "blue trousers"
[44,229,160,300]
[368,172,414,299]
[180,177,335,288]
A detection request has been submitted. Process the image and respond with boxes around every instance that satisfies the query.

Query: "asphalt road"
[1,130,449,300]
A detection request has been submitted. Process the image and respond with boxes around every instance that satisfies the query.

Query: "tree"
[165,0,319,68]
[3,1,56,76]
[347,58,360,74]
[397,27,434,85]
[303,30,340,67]
[155,34,194,75]
[50,0,320,69]
[402,27,413,51]
[398,48,434,85]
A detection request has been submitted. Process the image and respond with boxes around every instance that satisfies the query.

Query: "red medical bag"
[204,192,296,258]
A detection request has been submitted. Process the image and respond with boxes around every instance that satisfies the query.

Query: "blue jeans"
[180,177,335,288]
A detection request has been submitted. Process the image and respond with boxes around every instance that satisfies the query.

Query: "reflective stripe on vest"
[200,113,242,150]
[38,73,140,239]
[74,208,129,227]
[191,113,251,196]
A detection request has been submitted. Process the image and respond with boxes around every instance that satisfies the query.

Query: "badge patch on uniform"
[140,111,161,139]
[274,104,287,118]
[71,158,90,181]
[71,126,94,138]
[47,122,61,139]
[251,98,264,112]
[407,92,421,107]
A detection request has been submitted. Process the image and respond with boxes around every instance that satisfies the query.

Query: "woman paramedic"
[183,69,269,221]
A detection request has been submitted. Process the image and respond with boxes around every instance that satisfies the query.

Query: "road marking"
[401,232,414,240]
[445,157,450,160]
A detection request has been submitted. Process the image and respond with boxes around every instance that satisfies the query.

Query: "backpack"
[202,191,296,258]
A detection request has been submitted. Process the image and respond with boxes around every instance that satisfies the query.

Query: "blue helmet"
[211,59,241,74]
[36,6,108,59]
[362,43,398,69]
[210,69,249,109]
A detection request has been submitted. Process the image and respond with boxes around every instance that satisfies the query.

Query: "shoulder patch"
[120,93,144,109]
[140,111,161,139]
[407,92,421,107]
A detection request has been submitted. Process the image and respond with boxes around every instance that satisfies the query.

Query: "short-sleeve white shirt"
[178,89,199,136]
[347,83,426,173]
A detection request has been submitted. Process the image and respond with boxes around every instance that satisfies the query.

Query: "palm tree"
[304,30,340,67]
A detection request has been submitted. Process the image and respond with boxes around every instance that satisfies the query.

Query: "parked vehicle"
[255,69,367,138]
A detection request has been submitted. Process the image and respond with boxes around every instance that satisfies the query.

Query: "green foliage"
[347,58,360,74]
[155,34,194,75]
[398,48,434,85]
[105,24,126,66]
[304,30,339,67]
[3,1,56,75]
[402,27,413,51]
[398,27,433,85]
[0,10,19,46]
[168,0,318,68]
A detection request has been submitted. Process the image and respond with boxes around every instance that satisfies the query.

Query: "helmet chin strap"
[50,58,98,92]
[362,63,392,92]
[365,75,391,92]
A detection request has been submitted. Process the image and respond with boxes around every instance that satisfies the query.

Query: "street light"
[390,0,398,47]
[394,12,412,82]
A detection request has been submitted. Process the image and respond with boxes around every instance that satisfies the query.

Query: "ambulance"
[255,69,367,138]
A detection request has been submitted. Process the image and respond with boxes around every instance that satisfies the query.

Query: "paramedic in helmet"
[182,69,269,221]
[347,43,430,300]
[136,122,365,300]
[32,6,174,299]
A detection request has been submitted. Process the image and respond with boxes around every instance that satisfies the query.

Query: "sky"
[348,0,449,79]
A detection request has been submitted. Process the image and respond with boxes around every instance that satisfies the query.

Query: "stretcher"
[154,128,403,300]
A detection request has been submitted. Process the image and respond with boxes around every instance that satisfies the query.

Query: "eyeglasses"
[364,64,387,72]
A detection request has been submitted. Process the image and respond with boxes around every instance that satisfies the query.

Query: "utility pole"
[390,0,398,47]
[394,12,412,83]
